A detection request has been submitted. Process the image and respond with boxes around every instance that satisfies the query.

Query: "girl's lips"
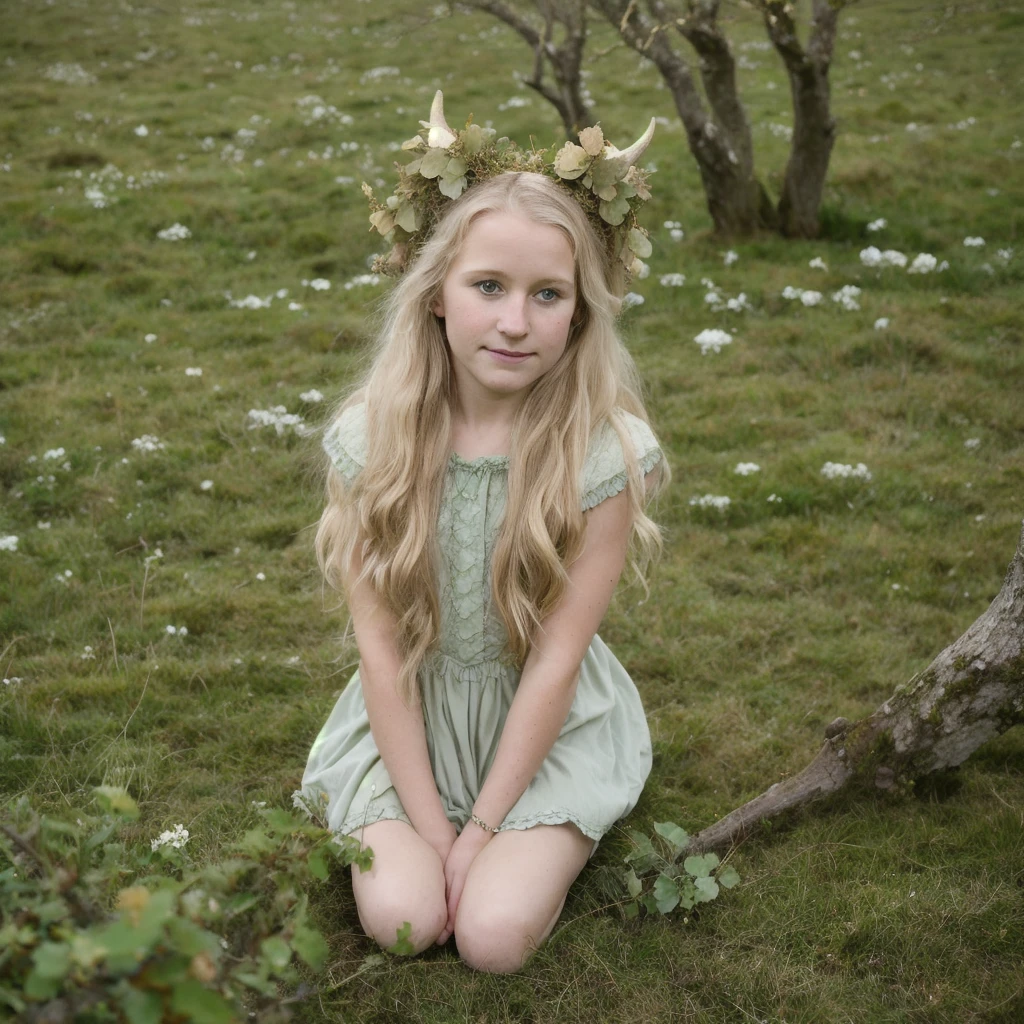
[487,348,531,363]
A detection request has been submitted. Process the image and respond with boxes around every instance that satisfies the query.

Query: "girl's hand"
[419,818,458,868]
[437,824,493,945]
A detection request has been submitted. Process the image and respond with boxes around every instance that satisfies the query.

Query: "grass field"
[2,0,1023,1020]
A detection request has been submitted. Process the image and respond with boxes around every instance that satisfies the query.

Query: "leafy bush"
[0,787,370,1023]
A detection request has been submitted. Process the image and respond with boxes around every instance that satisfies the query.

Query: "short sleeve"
[322,402,368,485]
[580,411,663,511]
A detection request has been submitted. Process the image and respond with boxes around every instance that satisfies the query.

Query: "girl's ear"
[431,297,445,318]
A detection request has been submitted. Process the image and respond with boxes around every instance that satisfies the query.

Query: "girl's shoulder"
[581,410,663,511]
[322,400,368,484]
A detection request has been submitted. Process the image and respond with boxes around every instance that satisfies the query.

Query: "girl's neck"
[450,403,516,460]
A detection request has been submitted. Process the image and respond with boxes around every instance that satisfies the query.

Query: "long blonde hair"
[316,172,667,704]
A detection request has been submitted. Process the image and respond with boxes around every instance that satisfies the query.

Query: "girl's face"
[431,210,576,415]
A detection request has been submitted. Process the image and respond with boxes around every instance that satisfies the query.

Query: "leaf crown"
[362,91,656,278]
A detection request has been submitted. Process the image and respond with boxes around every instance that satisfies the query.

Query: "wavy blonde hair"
[316,172,667,704]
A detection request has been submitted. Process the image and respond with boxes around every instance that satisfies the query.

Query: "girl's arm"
[438,480,642,941]
[345,561,456,858]
[471,480,637,830]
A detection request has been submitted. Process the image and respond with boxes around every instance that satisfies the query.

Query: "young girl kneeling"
[300,121,667,973]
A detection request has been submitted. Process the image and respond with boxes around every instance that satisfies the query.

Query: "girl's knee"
[358,888,447,955]
[454,903,544,974]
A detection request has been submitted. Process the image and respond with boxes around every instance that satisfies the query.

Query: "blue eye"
[537,288,560,301]
[477,280,500,295]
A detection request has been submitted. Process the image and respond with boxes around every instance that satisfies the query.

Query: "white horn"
[603,117,657,177]
[421,90,457,148]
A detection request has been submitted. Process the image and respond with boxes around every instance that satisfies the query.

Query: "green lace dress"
[299,403,663,843]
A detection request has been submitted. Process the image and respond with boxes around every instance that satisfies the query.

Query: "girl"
[300,153,667,973]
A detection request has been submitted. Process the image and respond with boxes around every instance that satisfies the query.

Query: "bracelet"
[470,813,501,834]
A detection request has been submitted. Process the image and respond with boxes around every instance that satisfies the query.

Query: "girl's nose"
[496,296,528,338]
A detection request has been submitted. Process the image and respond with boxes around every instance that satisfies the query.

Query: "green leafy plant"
[0,788,372,1022]
[618,822,740,920]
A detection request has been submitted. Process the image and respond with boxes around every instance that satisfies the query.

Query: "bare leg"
[454,822,593,973]
[349,820,447,954]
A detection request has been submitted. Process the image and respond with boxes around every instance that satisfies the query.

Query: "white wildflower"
[734,462,760,476]
[622,292,645,309]
[689,494,731,511]
[996,248,1013,263]
[157,223,191,241]
[694,329,733,355]
[766,493,782,503]
[659,273,686,287]
[43,447,66,460]
[781,286,804,300]
[821,461,872,481]
[300,389,324,403]
[723,249,739,266]
[144,333,157,343]
[800,290,823,307]
[963,236,985,247]
[832,285,862,311]
[308,278,331,291]
[256,572,266,581]
[288,302,303,311]
[808,257,828,271]
[80,646,96,660]
[200,480,214,491]
[151,824,190,851]
[246,406,311,437]
[908,253,938,274]
[229,294,272,309]
[44,63,97,86]
[874,317,890,330]
[866,218,887,232]
[131,435,165,453]
[184,367,203,377]
[134,125,149,137]
[964,437,981,450]
[343,274,380,290]
[0,536,18,552]
[38,521,51,529]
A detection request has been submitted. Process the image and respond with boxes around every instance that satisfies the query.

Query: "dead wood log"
[689,521,1024,854]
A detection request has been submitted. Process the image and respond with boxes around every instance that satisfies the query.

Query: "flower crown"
[362,91,656,278]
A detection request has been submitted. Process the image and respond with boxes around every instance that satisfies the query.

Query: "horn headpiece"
[363,91,656,278]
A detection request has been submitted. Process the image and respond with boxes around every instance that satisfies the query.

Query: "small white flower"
[734,462,760,476]
[247,406,310,437]
[963,236,985,247]
[821,461,872,481]
[300,389,324,403]
[808,256,828,270]
[255,572,266,581]
[131,435,165,453]
[134,125,149,137]
[81,646,96,660]
[43,447,66,460]
[343,273,381,290]
[156,223,191,241]
[229,294,272,309]
[907,253,937,274]
[144,333,157,343]
[723,249,739,266]
[693,328,733,355]
[800,290,823,307]
[689,494,731,511]
[832,285,862,311]
[1,536,19,552]
[766,493,782,503]
[200,480,214,490]
[38,521,51,529]
[151,824,190,851]
[247,250,257,260]
[996,247,1014,263]
[964,437,981,450]
[781,285,803,300]
[184,367,203,377]
[891,583,901,591]
[622,292,645,309]
[867,218,887,232]
[659,273,686,287]
[308,278,331,291]
[288,301,303,311]
[874,317,890,330]
[669,228,684,242]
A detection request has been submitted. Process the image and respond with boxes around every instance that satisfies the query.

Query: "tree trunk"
[592,0,775,235]
[688,522,1024,854]
[760,0,842,237]
[463,0,595,137]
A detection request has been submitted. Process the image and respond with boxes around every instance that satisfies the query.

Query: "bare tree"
[689,521,1024,854]
[461,0,595,137]
[462,0,854,237]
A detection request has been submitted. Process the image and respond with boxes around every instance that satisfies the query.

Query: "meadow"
[1,0,1023,1020]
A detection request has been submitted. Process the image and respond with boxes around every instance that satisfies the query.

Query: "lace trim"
[581,446,662,512]
[448,451,510,472]
[499,809,607,842]
[334,805,412,838]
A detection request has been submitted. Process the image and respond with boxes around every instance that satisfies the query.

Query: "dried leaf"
[461,123,496,156]
[394,201,419,233]
[369,208,396,235]
[401,135,425,151]
[419,147,449,179]
[437,174,467,199]
[599,195,630,226]
[629,227,652,259]
[553,141,590,180]
[578,125,605,156]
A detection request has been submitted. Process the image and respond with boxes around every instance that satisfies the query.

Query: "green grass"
[2,0,1023,1020]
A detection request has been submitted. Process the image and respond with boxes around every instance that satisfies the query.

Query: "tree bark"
[688,521,1024,854]
[462,0,595,136]
[758,0,843,237]
[591,0,775,235]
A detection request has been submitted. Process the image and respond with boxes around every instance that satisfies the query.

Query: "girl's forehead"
[454,210,575,268]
